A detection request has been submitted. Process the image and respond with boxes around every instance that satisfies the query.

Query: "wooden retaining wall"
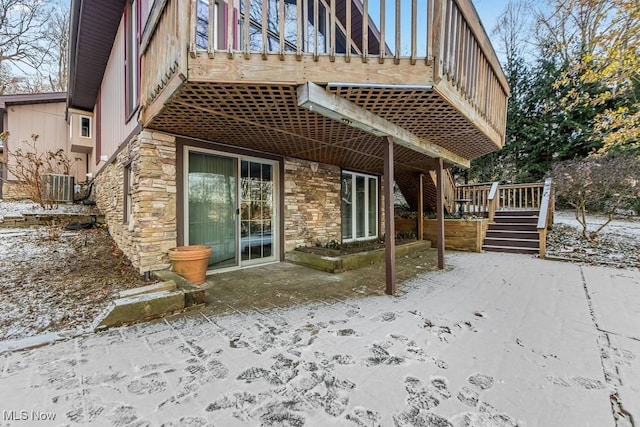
[395,218,489,252]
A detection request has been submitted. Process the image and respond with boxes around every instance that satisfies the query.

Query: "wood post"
[435,157,445,269]
[384,137,396,295]
[417,173,424,240]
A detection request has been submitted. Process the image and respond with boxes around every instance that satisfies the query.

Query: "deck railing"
[455,181,552,217]
[497,182,545,211]
[191,0,435,63]
[170,0,508,134]
[141,0,190,113]
[455,182,493,215]
[433,0,508,135]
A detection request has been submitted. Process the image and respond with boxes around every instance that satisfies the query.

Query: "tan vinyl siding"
[5,102,87,183]
[91,15,139,173]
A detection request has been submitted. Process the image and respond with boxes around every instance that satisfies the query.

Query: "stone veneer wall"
[284,158,341,251]
[94,130,177,273]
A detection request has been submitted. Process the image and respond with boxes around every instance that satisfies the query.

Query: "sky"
[473,0,507,38]
[360,0,509,60]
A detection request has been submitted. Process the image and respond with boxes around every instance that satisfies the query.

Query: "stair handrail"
[445,169,457,214]
[537,178,554,258]
[487,181,500,222]
[430,169,457,214]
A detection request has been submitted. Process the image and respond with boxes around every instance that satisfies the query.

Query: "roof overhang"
[0,93,67,133]
[0,92,67,110]
[67,0,126,111]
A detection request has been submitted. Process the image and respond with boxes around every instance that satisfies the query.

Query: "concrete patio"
[0,251,638,426]
[157,245,440,315]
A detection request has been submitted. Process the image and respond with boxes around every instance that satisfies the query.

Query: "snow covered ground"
[554,210,640,242]
[547,210,640,268]
[0,201,98,219]
[0,252,638,426]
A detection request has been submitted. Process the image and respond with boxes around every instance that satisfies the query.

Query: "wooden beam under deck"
[297,82,471,168]
[141,71,187,127]
[188,53,435,86]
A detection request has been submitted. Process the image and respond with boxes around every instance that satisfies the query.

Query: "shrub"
[550,154,640,241]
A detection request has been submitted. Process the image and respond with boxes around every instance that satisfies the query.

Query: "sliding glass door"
[240,160,275,264]
[187,151,238,269]
[186,148,278,271]
[342,170,378,242]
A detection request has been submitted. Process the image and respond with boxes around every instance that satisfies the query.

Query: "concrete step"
[482,244,540,254]
[483,237,540,248]
[93,290,185,331]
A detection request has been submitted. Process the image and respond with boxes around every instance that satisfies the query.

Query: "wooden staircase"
[395,174,554,257]
[482,210,541,254]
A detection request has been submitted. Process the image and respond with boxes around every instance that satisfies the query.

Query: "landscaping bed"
[286,240,432,273]
[0,202,155,342]
[546,211,640,269]
[295,238,417,256]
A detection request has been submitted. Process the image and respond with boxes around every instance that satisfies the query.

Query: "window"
[125,0,140,120]
[196,0,219,50]
[80,116,92,138]
[95,90,102,165]
[240,0,301,53]
[342,171,378,242]
[139,0,151,32]
[124,163,133,223]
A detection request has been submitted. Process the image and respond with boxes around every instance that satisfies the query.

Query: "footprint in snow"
[457,386,479,408]
[159,416,212,427]
[468,373,495,390]
[126,372,167,395]
[299,372,356,417]
[451,411,522,427]
[372,311,398,322]
[545,375,605,389]
[393,408,453,427]
[345,406,382,426]
[205,391,262,412]
[363,343,405,366]
[105,404,138,427]
[328,328,361,337]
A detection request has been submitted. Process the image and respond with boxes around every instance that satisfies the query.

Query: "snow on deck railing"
[537,178,553,230]
[537,178,554,258]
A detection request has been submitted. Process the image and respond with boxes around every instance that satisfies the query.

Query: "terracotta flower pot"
[168,245,212,285]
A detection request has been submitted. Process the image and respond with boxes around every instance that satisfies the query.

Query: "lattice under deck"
[147,82,499,210]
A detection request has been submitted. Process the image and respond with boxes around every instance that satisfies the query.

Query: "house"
[0,92,90,199]
[67,0,509,293]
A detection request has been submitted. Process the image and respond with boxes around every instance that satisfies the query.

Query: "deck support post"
[384,136,396,295]
[417,173,424,240]
[435,157,445,269]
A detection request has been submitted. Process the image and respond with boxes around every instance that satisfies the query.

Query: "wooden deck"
[139,0,509,177]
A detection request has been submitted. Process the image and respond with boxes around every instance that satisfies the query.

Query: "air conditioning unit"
[42,174,75,203]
